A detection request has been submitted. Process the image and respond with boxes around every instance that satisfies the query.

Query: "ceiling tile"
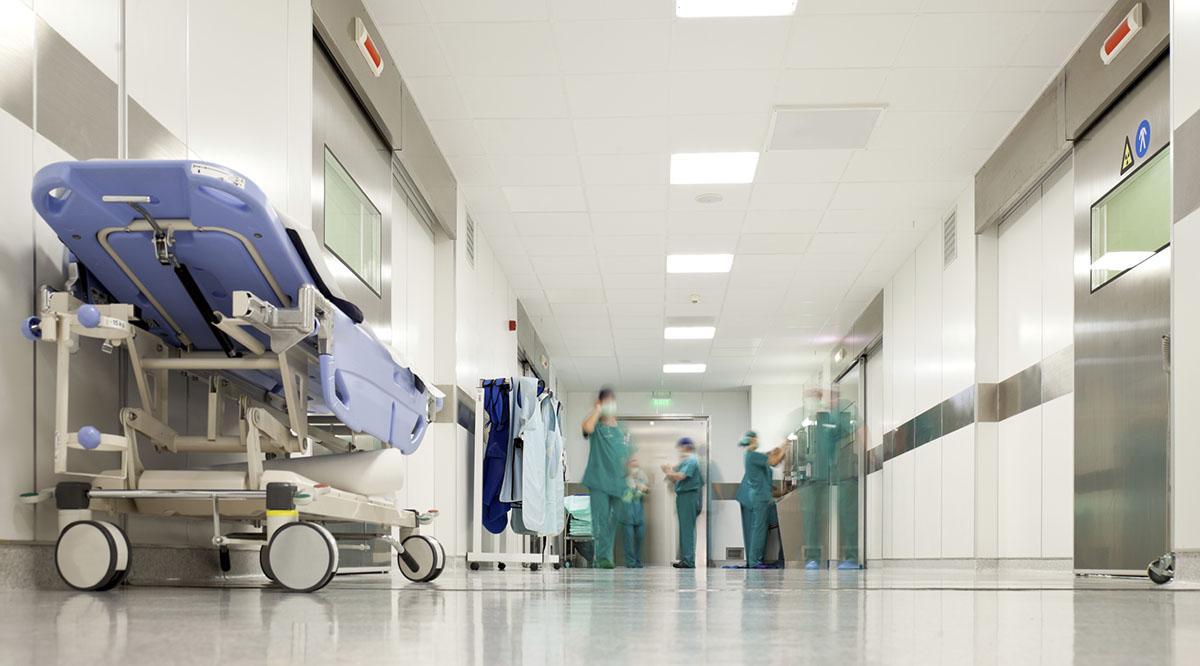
[475,118,577,155]
[535,273,603,289]
[608,304,665,318]
[428,119,486,155]
[513,212,591,236]
[461,186,509,212]
[590,212,668,235]
[381,24,450,77]
[669,70,778,115]
[566,73,671,117]
[421,0,548,22]
[755,150,853,183]
[458,77,570,119]
[727,270,793,290]
[867,111,972,150]
[818,208,941,234]
[488,236,527,256]
[955,111,1021,151]
[737,233,813,254]
[600,255,665,274]
[775,68,889,105]
[474,212,518,236]
[669,185,753,212]
[749,183,837,210]
[1012,12,1103,67]
[668,114,771,153]
[503,186,587,212]
[555,20,671,73]
[731,254,804,274]
[437,22,559,76]
[842,149,975,182]
[366,0,428,24]
[667,211,746,235]
[806,232,885,254]
[595,236,667,256]
[585,185,669,211]
[580,155,668,185]
[550,0,674,20]
[666,302,721,317]
[670,17,791,71]
[507,273,542,290]
[603,273,666,289]
[878,68,999,112]
[796,0,924,13]
[606,288,665,304]
[666,272,729,291]
[534,255,599,275]
[573,117,671,154]
[498,254,536,275]
[742,210,822,234]
[829,181,965,210]
[978,67,1057,112]
[784,14,914,68]
[545,288,605,304]
[522,236,596,256]
[489,155,582,186]
[894,13,1038,68]
[666,234,740,254]
[448,155,496,186]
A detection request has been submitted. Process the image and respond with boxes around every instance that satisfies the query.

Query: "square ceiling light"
[667,253,734,274]
[664,363,707,374]
[665,326,716,340]
[767,106,885,150]
[670,152,759,185]
[676,0,797,17]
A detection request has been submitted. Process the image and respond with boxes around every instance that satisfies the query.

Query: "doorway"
[615,418,709,567]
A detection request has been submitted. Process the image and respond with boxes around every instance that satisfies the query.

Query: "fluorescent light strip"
[664,363,707,374]
[676,0,798,18]
[670,152,759,185]
[665,326,716,340]
[667,254,734,274]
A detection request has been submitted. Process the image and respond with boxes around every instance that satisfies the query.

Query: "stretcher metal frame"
[22,264,445,592]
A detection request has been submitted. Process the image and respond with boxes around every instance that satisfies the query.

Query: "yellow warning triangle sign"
[1121,136,1134,174]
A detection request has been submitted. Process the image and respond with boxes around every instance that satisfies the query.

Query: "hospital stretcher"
[19,160,447,592]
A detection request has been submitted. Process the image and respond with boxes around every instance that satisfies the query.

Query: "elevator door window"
[323,147,382,294]
[1090,147,1170,290]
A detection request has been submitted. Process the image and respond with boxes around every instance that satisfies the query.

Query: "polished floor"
[2,566,1199,664]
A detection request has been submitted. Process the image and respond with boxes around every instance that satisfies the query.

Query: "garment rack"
[466,379,560,571]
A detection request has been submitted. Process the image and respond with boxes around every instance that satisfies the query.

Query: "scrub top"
[582,423,629,497]
[743,450,773,505]
[673,455,702,493]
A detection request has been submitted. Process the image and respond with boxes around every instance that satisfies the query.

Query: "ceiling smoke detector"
[695,192,724,205]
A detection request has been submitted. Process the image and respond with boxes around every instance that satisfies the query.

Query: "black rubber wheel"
[530,563,539,572]
[469,561,480,571]
[99,523,134,590]
[218,545,232,573]
[553,563,561,570]
[1149,566,1172,585]
[497,563,506,571]
[259,545,276,581]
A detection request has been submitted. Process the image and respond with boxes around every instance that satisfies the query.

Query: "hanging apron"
[481,379,512,534]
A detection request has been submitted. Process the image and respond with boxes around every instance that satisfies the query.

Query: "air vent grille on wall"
[465,215,476,268]
[943,212,957,268]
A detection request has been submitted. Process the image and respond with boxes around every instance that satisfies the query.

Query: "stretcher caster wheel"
[530,563,539,572]
[265,522,337,592]
[553,563,561,570]
[397,535,445,582]
[469,561,480,571]
[1148,553,1175,585]
[259,545,276,582]
[218,545,231,573]
[55,520,131,591]
[497,563,506,571]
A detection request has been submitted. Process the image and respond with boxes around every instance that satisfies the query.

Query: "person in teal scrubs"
[619,457,649,568]
[581,387,629,569]
[662,437,702,569]
[739,431,786,569]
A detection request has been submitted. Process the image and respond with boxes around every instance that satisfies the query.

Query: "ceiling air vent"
[767,105,884,150]
[943,212,957,268]
[465,215,476,269]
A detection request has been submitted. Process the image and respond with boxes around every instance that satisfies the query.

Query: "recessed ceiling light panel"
[667,254,734,274]
[767,106,885,150]
[676,0,798,18]
[664,363,707,374]
[670,152,759,185]
[665,326,716,340]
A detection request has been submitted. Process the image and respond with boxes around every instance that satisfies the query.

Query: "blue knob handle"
[20,317,41,342]
[77,305,101,328]
[78,426,102,450]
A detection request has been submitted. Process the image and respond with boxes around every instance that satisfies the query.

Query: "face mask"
[600,401,617,417]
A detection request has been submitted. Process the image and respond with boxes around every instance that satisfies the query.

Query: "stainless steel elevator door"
[1073,57,1171,574]
[312,41,392,336]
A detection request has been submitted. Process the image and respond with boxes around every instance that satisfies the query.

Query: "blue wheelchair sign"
[1135,119,1151,158]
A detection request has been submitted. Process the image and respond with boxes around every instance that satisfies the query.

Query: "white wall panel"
[1040,161,1075,357]
[1173,209,1200,549]
[126,0,188,141]
[997,194,1043,378]
[943,189,976,397]
[882,461,894,557]
[891,257,917,426]
[867,470,883,560]
[914,439,942,558]
[882,285,895,433]
[889,454,915,558]
[914,233,943,413]
[941,425,975,558]
[998,406,1042,558]
[1040,393,1073,558]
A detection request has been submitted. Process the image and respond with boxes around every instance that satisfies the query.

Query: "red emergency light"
[1100,4,1142,65]
[355,17,384,77]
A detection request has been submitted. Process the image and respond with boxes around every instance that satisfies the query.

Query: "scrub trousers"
[741,501,781,566]
[675,490,700,567]
[590,490,622,565]
[621,521,645,567]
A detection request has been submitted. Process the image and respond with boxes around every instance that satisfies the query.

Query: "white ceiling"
[366,0,1108,391]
